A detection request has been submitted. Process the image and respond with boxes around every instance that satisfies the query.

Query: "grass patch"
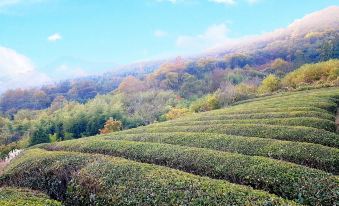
[0,187,61,206]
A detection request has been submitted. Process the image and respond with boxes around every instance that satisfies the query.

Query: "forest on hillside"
[1,29,338,114]
[0,56,338,157]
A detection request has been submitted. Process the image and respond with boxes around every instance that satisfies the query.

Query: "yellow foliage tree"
[164,107,190,120]
[282,59,339,88]
[258,74,281,94]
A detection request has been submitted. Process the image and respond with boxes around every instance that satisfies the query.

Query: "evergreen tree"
[29,126,50,146]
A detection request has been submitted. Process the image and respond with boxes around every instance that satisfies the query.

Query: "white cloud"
[209,0,236,5]
[48,33,62,42]
[154,30,168,38]
[176,23,232,50]
[0,46,51,93]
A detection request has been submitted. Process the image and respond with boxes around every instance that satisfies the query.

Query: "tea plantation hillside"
[1,88,339,205]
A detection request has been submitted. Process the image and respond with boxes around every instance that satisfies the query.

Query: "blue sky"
[0,0,338,91]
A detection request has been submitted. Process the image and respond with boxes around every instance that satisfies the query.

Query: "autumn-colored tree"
[152,56,186,79]
[164,107,190,120]
[118,76,146,93]
[268,58,292,77]
[99,118,122,134]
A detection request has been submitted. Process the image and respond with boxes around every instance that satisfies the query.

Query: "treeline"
[0,76,123,116]
[0,59,338,154]
[0,89,180,153]
[0,29,337,115]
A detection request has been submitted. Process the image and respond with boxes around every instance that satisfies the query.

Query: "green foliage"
[39,138,338,205]
[258,74,281,94]
[123,88,339,148]
[0,187,61,206]
[190,94,219,112]
[122,90,178,124]
[225,71,245,84]
[124,123,339,148]
[153,117,336,131]
[29,126,50,146]
[282,59,339,88]
[1,149,296,206]
[103,132,339,174]
[2,85,339,206]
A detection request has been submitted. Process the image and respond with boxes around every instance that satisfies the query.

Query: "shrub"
[215,82,256,107]
[155,117,336,131]
[205,106,332,117]
[190,94,219,112]
[163,107,190,120]
[0,187,61,206]
[1,149,295,206]
[103,132,339,174]
[282,59,339,88]
[258,74,281,94]
[124,124,339,147]
[40,139,338,205]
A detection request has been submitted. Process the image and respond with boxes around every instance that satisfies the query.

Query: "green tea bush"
[103,132,339,173]
[179,111,335,122]
[0,187,61,206]
[39,139,339,205]
[232,100,337,113]
[155,117,336,131]
[1,149,296,206]
[232,87,339,107]
[124,124,339,147]
[204,106,332,116]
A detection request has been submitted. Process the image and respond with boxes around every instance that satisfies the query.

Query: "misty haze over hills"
[0,6,338,96]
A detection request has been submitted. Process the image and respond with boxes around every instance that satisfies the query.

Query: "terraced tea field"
[1,88,339,205]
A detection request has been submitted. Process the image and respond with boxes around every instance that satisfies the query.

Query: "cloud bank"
[0,46,51,93]
[176,23,236,51]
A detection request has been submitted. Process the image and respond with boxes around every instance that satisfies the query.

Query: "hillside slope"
[1,88,339,205]
[1,7,338,114]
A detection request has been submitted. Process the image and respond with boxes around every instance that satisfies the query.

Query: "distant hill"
[208,6,339,58]
[1,6,338,114]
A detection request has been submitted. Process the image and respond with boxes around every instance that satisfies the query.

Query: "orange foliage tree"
[117,76,146,93]
[99,118,122,134]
